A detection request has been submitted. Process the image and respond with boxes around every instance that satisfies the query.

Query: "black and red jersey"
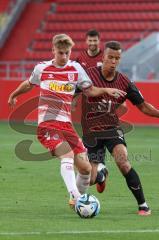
[80,66,144,134]
[76,50,103,70]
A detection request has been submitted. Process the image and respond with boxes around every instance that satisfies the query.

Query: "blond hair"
[52,34,75,49]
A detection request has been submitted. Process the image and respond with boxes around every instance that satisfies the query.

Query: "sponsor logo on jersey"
[49,82,75,92]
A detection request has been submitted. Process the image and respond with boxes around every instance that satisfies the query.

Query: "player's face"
[53,47,71,66]
[102,48,121,73]
[86,36,100,53]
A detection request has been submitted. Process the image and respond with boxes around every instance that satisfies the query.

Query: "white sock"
[76,172,90,194]
[60,158,80,200]
[139,202,148,208]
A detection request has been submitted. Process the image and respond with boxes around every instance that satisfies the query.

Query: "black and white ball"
[75,193,100,218]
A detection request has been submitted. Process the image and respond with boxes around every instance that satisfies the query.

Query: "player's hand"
[106,88,126,98]
[8,96,17,109]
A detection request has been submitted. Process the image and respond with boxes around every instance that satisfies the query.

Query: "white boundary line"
[0,229,159,235]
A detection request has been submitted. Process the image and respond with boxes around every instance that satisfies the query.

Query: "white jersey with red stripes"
[29,59,92,124]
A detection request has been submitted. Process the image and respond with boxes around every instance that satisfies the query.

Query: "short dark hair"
[86,29,100,38]
[105,41,122,51]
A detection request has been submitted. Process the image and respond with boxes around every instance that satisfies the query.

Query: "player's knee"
[114,150,129,174]
[75,152,92,174]
[79,161,92,175]
[84,161,92,175]
[118,161,131,175]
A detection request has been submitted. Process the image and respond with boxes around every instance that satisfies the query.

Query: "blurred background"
[0,0,159,125]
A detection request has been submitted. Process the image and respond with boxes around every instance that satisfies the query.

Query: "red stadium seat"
[33,31,146,42]
[45,12,159,22]
[27,0,159,61]
[44,21,159,32]
[5,0,157,62]
[57,0,159,3]
[56,3,159,13]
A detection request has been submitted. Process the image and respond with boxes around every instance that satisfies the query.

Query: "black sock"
[124,168,145,205]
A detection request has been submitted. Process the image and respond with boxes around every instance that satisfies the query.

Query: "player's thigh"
[83,137,106,164]
[63,123,87,155]
[54,141,74,159]
[37,123,74,159]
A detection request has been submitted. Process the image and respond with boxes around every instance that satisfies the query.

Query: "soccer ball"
[75,193,100,218]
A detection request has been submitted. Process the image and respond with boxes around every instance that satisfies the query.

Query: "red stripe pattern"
[81,66,130,133]
[76,50,103,69]
[29,60,92,124]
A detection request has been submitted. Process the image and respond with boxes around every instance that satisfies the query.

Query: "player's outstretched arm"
[8,80,34,108]
[84,86,126,98]
[137,101,159,118]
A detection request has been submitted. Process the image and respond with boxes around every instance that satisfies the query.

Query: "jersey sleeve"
[126,82,144,105]
[28,64,41,86]
[75,62,93,90]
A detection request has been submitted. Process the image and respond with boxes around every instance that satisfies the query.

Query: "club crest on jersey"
[68,73,75,81]
[48,73,54,79]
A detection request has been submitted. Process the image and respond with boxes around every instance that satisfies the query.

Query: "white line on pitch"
[0,229,159,235]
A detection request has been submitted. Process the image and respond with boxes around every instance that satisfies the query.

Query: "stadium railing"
[0,60,159,82]
[0,61,36,80]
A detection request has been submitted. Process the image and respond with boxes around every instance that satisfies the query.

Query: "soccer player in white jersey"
[8,34,126,207]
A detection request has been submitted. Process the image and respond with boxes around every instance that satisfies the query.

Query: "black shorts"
[82,127,127,164]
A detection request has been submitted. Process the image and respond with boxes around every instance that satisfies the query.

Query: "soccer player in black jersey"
[75,30,127,193]
[79,41,159,216]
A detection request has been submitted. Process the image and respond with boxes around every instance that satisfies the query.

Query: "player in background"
[8,34,126,207]
[76,29,103,69]
[78,41,159,216]
[75,29,127,193]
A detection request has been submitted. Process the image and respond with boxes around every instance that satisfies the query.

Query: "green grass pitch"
[0,122,159,240]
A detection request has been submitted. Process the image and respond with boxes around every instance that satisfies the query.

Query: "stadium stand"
[0,0,159,76]
[25,0,159,61]
[0,0,159,124]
